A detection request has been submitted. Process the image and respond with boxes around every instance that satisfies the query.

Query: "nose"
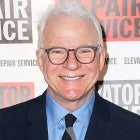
[62,51,82,70]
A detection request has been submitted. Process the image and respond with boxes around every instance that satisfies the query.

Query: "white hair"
[37,2,103,49]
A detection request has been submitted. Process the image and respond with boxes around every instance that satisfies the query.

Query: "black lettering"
[20,86,30,102]
[0,87,6,107]
[134,18,140,37]
[100,19,111,38]
[122,0,128,16]
[7,86,19,106]
[106,0,120,16]
[131,0,140,16]
[92,0,105,14]
[120,18,131,38]
[113,19,117,38]
[104,57,117,65]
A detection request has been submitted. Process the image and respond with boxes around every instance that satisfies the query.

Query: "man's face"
[37,15,105,108]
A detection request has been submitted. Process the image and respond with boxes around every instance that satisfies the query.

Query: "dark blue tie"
[62,114,76,140]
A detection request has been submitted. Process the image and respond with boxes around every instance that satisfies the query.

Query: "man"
[0,2,140,140]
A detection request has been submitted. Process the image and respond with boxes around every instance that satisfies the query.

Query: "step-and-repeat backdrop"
[0,0,140,115]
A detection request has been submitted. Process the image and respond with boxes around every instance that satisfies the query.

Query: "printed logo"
[0,0,32,43]
[96,80,140,115]
[55,0,140,42]
[0,82,34,108]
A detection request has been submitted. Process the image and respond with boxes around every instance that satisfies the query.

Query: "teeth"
[60,76,81,81]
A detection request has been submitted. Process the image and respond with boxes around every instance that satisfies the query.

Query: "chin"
[63,90,83,100]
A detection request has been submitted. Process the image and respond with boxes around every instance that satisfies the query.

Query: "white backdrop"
[0,0,140,114]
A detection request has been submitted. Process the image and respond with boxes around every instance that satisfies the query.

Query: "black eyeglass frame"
[40,45,101,65]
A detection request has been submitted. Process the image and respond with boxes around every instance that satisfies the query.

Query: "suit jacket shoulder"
[85,92,140,140]
[0,92,44,120]
[0,91,48,140]
[0,90,140,140]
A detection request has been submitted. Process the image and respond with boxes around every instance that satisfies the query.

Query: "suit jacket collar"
[85,92,112,140]
[25,90,112,140]
[26,90,48,140]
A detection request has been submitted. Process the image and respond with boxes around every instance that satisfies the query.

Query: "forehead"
[42,14,99,46]
[44,14,98,33]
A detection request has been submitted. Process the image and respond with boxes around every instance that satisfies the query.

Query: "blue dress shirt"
[46,91,95,140]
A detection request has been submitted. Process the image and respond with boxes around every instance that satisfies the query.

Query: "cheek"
[42,61,60,82]
[40,56,55,74]
[87,58,100,73]
[85,58,101,83]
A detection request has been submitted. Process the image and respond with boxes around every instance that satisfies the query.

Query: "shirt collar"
[73,92,95,127]
[46,90,95,129]
[46,92,69,129]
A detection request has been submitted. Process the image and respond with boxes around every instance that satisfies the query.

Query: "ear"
[99,46,106,71]
[36,50,44,73]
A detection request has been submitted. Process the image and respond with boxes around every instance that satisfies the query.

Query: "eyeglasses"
[40,45,101,65]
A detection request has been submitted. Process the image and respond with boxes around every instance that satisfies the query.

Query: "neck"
[47,87,94,112]
[56,91,93,112]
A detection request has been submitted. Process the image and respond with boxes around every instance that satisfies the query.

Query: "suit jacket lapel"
[24,91,112,140]
[26,91,48,140]
[85,92,112,140]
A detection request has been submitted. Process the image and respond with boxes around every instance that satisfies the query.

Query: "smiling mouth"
[59,75,84,81]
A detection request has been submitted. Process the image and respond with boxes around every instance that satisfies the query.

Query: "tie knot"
[65,114,76,127]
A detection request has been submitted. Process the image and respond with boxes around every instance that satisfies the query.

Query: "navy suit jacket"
[0,90,140,140]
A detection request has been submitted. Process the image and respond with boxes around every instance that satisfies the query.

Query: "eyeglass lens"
[47,46,97,65]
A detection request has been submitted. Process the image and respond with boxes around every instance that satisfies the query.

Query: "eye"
[78,48,93,54]
[50,49,65,54]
